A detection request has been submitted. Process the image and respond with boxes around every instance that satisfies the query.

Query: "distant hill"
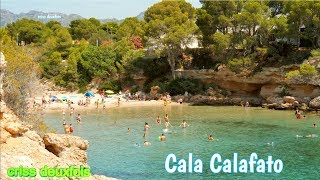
[0,9,144,27]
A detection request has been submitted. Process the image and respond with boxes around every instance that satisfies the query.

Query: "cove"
[43,106,320,179]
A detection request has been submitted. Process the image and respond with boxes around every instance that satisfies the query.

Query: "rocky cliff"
[0,108,115,180]
[174,65,320,110]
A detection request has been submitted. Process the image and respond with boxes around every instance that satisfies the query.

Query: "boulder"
[59,147,88,165]
[283,96,296,104]
[4,122,29,135]
[309,96,320,109]
[300,103,308,111]
[24,130,45,147]
[43,133,89,156]
[266,97,283,104]
[0,127,11,143]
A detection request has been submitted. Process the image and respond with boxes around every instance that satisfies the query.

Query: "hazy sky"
[2,0,202,19]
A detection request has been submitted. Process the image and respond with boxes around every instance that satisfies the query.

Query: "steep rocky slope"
[0,108,115,180]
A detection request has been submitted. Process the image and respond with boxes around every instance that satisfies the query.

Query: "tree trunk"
[167,50,176,79]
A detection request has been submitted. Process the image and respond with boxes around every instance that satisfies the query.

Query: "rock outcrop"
[0,108,116,180]
[175,66,320,110]
[309,96,320,109]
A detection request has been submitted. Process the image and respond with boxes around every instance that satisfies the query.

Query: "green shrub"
[300,64,318,76]
[286,64,318,79]
[310,49,320,57]
[278,85,290,97]
[286,70,300,79]
[98,80,121,92]
[166,78,203,96]
[130,86,139,94]
[227,57,253,73]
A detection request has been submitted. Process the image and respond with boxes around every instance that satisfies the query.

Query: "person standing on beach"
[96,100,99,109]
[103,104,106,110]
[117,97,121,107]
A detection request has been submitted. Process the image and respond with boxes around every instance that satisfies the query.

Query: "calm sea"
[43,106,320,179]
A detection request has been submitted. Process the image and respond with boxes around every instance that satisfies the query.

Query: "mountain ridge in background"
[0,9,144,26]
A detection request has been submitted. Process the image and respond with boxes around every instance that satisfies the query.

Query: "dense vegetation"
[2,0,320,97]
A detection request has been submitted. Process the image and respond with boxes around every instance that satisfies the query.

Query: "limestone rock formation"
[0,108,115,180]
[309,96,320,109]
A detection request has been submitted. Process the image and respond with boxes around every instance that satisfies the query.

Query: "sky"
[2,0,202,19]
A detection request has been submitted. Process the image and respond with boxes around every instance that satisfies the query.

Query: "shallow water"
[43,106,320,179]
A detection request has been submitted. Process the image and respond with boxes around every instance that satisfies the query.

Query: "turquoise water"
[43,106,320,179]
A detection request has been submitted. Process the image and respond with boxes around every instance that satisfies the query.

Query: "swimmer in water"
[296,110,302,119]
[208,135,214,141]
[313,123,317,128]
[165,121,173,129]
[179,120,189,128]
[266,142,274,146]
[144,122,150,131]
[165,114,169,122]
[156,116,161,124]
[160,134,166,141]
[305,134,318,138]
[144,141,151,146]
[128,128,131,133]
[76,114,81,123]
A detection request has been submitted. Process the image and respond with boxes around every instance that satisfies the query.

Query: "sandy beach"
[32,92,184,113]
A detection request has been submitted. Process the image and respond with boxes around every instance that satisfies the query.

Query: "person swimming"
[305,134,318,138]
[128,128,131,133]
[144,141,151,146]
[165,114,169,122]
[296,110,302,119]
[160,134,166,141]
[144,122,150,131]
[313,123,317,128]
[76,114,81,123]
[266,142,274,146]
[180,120,189,128]
[156,116,161,124]
[208,134,214,141]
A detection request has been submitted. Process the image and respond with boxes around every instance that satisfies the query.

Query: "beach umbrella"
[105,90,115,94]
[84,91,95,97]
[50,95,58,100]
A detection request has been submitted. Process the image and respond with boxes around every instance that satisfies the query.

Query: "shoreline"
[33,94,185,113]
